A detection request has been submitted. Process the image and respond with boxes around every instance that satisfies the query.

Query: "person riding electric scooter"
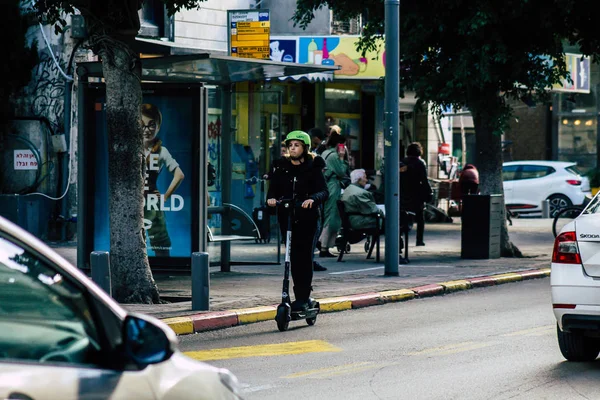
[267,131,329,314]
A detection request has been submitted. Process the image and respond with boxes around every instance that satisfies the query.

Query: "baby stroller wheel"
[364,238,371,253]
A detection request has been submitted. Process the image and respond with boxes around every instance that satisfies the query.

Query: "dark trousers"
[414,203,425,244]
[279,214,318,301]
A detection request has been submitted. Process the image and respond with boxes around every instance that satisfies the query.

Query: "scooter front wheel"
[306,315,317,326]
[276,305,290,332]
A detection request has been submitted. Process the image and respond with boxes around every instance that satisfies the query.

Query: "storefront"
[76,53,337,272]
[553,54,598,171]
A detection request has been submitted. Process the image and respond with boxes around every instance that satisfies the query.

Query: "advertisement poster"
[93,91,196,258]
[298,36,385,79]
[269,38,297,62]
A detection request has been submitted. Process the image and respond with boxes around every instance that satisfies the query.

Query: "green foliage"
[31,0,206,37]
[0,0,38,124]
[586,168,600,188]
[294,0,600,135]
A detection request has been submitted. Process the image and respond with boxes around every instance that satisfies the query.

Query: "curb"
[162,268,550,336]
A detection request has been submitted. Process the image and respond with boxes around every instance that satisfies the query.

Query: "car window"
[583,194,600,214]
[519,165,555,179]
[503,165,519,181]
[565,165,583,176]
[0,235,101,366]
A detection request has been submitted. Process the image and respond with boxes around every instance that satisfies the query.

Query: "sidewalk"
[51,218,554,326]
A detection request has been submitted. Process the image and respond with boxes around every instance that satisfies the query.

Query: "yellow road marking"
[501,325,554,337]
[284,362,373,378]
[163,316,194,335]
[408,341,497,356]
[439,280,472,291]
[285,361,400,379]
[184,340,341,361]
[379,289,415,302]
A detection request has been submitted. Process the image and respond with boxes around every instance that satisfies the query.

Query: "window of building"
[138,0,169,39]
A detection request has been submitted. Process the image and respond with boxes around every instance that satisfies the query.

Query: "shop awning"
[78,53,339,85]
[277,72,334,82]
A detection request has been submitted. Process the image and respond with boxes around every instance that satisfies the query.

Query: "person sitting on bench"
[341,169,383,230]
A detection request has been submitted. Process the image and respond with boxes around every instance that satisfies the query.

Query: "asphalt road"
[179,279,600,399]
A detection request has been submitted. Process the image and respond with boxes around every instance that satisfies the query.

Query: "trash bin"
[461,194,502,259]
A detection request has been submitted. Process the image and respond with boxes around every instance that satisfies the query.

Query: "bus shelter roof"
[78,53,338,84]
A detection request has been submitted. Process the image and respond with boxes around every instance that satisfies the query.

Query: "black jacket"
[401,156,432,211]
[267,155,329,219]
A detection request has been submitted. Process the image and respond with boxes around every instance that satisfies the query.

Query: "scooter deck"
[290,302,320,321]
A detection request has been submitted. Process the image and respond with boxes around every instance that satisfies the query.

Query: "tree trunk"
[100,44,160,303]
[472,112,522,258]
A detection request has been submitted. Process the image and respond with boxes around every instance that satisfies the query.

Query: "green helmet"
[284,130,311,147]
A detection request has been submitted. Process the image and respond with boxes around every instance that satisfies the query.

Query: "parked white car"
[0,216,241,399]
[551,192,600,361]
[502,161,591,217]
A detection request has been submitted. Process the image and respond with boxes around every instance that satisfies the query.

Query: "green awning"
[79,53,338,85]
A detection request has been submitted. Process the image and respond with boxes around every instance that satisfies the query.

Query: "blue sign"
[270,39,297,63]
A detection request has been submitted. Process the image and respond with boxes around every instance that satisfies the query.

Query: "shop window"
[325,88,360,114]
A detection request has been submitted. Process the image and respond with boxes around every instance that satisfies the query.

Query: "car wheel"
[547,194,572,218]
[557,324,600,361]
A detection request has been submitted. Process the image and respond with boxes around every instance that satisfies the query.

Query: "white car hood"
[146,352,240,399]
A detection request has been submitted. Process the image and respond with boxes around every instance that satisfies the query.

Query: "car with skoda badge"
[551,191,600,361]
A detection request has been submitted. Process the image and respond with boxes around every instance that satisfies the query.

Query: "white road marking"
[329,267,384,275]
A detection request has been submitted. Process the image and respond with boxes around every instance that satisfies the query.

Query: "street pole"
[384,0,400,276]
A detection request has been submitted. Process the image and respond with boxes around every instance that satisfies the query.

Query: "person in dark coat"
[459,164,480,196]
[401,142,432,246]
[267,131,329,312]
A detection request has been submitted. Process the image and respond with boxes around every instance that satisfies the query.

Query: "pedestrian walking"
[267,131,329,311]
[318,132,350,257]
[401,142,432,246]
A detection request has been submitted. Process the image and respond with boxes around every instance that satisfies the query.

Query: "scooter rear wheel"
[276,305,290,332]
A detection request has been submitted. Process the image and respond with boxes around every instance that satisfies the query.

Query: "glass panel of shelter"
[206,88,283,267]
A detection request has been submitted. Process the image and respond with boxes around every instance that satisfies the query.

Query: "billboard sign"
[553,53,590,93]
[298,36,385,79]
[228,9,270,60]
[92,86,200,262]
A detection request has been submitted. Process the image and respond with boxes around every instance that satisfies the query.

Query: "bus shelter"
[76,53,337,272]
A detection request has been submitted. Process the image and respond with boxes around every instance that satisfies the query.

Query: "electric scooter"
[274,178,320,332]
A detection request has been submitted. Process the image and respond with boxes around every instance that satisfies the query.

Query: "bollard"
[541,199,550,219]
[90,251,111,296]
[192,252,210,311]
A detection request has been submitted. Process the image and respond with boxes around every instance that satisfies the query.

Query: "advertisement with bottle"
[298,36,385,79]
[92,88,199,259]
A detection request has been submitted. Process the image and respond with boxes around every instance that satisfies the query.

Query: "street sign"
[228,9,270,60]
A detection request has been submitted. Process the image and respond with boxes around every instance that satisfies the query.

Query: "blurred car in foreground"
[503,161,591,217]
[551,191,600,361]
[0,216,241,399]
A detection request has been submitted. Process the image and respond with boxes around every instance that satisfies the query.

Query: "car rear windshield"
[583,195,600,214]
[566,165,583,176]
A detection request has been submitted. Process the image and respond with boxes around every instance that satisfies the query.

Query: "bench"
[207,203,261,243]
[336,200,382,262]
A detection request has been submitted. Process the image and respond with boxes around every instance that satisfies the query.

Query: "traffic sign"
[228,9,270,60]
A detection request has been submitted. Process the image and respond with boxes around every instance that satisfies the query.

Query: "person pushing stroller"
[267,131,329,312]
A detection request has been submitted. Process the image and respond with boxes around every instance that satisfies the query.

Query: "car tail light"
[566,179,582,186]
[552,231,582,264]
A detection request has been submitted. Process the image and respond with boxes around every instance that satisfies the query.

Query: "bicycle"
[552,206,584,238]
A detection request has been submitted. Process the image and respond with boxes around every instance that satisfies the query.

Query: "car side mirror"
[123,313,178,367]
